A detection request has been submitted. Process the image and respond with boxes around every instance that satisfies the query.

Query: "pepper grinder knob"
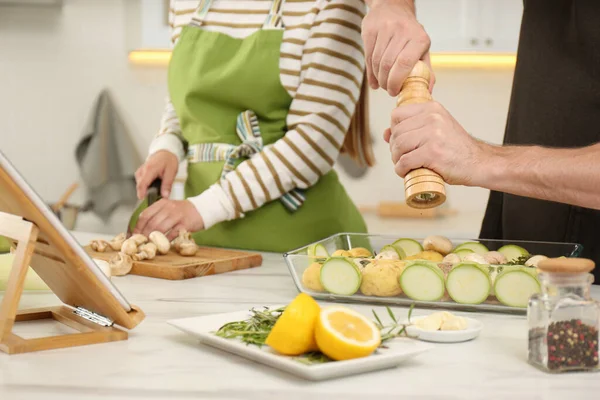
[396,61,447,209]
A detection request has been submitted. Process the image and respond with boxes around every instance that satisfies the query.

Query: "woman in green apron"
[134,0,374,253]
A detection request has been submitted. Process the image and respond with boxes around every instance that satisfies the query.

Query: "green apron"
[167,0,367,253]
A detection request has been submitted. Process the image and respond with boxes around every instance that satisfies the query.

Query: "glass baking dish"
[283,233,583,315]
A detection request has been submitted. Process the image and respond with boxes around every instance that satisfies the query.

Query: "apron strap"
[263,0,286,29]
[191,0,286,29]
[190,0,214,27]
[187,110,305,213]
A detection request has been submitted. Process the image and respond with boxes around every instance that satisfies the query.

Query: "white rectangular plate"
[167,308,433,381]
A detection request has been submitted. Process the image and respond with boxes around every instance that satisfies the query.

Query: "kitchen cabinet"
[125,0,171,51]
[415,0,523,53]
[126,0,523,53]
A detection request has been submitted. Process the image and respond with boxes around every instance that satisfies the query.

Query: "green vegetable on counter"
[320,257,362,295]
[446,262,491,305]
[399,261,445,302]
[453,242,489,255]
[307,243,329,259]
[392,238,423,257]
[498,244,529,263]
[493,266,541,308]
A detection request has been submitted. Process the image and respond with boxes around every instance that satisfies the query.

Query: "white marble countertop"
[1,231,599,400]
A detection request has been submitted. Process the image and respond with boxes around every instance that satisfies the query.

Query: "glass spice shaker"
[528,258,600,373]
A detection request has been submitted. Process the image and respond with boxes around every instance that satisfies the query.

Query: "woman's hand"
[134,199,205,240]
[135,150,179,199]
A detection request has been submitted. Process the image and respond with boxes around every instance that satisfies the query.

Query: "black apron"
[479,0,600,282]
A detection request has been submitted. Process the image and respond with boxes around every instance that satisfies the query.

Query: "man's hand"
[362,0,435,96]
[385,101,489,186]
[134,199,205,240]
[135,150,179,199]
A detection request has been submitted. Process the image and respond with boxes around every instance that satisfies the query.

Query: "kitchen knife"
[126,178,162,238]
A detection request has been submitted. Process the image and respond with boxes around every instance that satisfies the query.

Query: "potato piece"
[405,250,444,262]
[359,260,405,297]
[331,250,352,257]
[301,262,325,292]
[347,247,372,258]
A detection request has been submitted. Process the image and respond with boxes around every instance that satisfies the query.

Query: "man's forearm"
[474,142,600,210]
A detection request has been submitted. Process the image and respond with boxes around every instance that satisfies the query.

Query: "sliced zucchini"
[307,243,329,258]
[497,244,529,263]
[446,263,491,305]
[453,242,489,255]
[494,267,540,308]
[320,257,362,296]
[399,261,445,302]
[392,238,423,257]
[453,248,474,259]
[376,245,406,260]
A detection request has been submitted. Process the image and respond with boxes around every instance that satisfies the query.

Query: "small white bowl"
[404,315,483,343]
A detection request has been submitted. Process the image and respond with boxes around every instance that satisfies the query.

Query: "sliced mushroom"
[178,241,198,257]
[109,252,133,276]
[133,242,157,261]
[90,240,109,253]
[483,251,507,265]
[423,235,453,256]
[149,231,170,255]
[109,233,126,251]
[121,238,138,256]
[130,234,148,246]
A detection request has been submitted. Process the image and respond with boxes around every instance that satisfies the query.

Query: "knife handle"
[149,178,162,193]
[395,61,446,209]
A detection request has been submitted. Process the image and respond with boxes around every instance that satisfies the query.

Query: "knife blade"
[126,178,162,238]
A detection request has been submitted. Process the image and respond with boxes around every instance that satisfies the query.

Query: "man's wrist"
[469,142,508,189]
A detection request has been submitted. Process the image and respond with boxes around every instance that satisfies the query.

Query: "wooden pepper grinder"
[396,61,446,209]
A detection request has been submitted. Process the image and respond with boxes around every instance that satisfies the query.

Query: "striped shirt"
[148,0,366,229]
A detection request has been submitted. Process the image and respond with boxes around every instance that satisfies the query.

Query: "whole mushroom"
[130,234,148,246]
[121,238,138,256]
[133,242,158,261]
[90,240,109,253]
[423,235,453,256]
[109,253,133,276]
[483,251,507,265]
[179,241,199,257]
[108,233,126,251]
[172,230,192,252]
[149,231,170,255]
[525,255,548,268]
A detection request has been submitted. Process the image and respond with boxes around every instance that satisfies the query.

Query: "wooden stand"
[0,213,127,355]
[396,61,447,209]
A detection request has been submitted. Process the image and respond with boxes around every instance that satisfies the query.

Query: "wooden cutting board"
[85,246,263,280]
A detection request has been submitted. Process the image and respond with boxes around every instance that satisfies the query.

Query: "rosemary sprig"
[375,303,416,343]
[505,255,530,266]
[214,306,285,347]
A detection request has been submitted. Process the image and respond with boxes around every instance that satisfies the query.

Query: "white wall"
[0,0,515,234]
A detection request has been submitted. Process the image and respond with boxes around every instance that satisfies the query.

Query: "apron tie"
[187,110,306,212]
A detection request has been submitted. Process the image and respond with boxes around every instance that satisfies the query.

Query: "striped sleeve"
[147,3,186,162]
[189,0,366,229]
